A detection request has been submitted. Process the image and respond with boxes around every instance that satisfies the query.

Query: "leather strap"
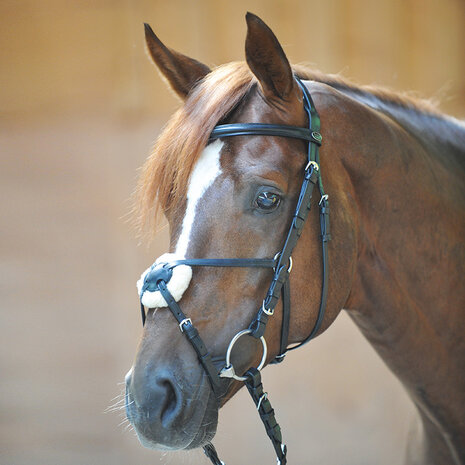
[157,282,224,397]
[287,197,330,349]
[271,278,291,364]
[166,257,277,269]
[244,368,287,465]
[210,123,322,144]
[140,302,146,326]
[203,443,224,465]
[248,75,323,349]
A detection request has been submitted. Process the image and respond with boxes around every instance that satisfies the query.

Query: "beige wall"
[1,3,464,465]
[1,0,464,122]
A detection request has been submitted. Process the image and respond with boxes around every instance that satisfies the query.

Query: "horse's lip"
[183,387,219,449]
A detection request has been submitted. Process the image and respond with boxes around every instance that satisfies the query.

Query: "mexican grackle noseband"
[138,75,330,465]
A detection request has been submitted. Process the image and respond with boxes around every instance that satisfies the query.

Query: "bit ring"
[220,329,267,381]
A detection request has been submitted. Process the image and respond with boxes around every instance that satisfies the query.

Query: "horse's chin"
[135,420,218,451]
[127,380,219,451]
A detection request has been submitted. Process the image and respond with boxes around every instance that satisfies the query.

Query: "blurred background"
[1,1,464,464]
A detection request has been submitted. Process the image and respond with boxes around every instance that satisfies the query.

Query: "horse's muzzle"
[125,364,218,450]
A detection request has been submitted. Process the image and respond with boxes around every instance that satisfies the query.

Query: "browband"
[210,123,322,144]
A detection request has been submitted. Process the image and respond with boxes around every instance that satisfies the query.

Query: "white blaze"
[137,140,223,308]
[175,139,223,257]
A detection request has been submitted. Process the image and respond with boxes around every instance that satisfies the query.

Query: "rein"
[138,76,330,464]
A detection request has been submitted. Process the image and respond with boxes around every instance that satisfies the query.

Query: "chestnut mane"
[135,62,440,234]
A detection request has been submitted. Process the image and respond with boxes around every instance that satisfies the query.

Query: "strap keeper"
[249,314,268,338]
[319,195,331,242]
[244,367,262,388]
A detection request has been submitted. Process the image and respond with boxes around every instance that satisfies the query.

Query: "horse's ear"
[245,13,295,102]
[144,23,211,100]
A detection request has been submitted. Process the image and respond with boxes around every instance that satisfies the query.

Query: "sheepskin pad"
[136,253,192,308]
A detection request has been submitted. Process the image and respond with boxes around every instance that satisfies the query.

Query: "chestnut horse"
[125,13,465,465]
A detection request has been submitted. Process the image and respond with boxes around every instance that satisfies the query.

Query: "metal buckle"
[262,300,274,316]
[179,318,192,332]
[272,253,293,273]
[305,160,319,171]
[287,256,293,273]
[272,252,281,270]
[319,194,329,205]
[219,329,267,382]
[257,392,268,410]
[263,254,293,316]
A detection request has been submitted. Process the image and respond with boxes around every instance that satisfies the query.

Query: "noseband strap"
[138,75,330,465]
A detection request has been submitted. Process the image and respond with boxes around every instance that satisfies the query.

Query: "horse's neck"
[340,88,465,161]
[340,101,465,463]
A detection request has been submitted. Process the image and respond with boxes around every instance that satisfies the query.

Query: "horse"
[124,12,465,465]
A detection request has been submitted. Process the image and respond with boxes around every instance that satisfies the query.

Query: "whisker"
[107,398,126,407]
[124,423,134,432]
[105,399,126,410]
[118,418,130,427]
[105,405,127,413]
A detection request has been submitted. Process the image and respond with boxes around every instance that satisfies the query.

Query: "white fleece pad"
[137,253,192,308]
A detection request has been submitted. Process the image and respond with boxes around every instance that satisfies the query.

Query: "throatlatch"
[138,75,330,465]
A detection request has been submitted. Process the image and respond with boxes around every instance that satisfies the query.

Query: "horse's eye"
[255,191,281,211]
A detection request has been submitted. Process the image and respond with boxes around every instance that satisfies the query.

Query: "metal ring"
[223,329,267,381]
[305,160,319,171]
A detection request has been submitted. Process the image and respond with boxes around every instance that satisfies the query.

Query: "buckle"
[287,256,293,273]
[319,194,329,205]
[179,318,192,332]
[272,253,293,273]
[257,392,268,410]
[305,160,319,172]
[262,300,274,316]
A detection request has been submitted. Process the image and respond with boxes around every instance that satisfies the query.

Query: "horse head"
[125,13,356,453]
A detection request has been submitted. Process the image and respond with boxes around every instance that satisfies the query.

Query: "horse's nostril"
[159,379,179,426]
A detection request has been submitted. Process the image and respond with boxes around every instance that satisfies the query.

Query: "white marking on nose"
[175,139,223,257]
[136,140,223,308]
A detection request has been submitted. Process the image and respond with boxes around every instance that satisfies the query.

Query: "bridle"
[138,76,330,464]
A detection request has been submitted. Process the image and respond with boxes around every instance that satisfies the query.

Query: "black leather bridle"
[138,76,330,465]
